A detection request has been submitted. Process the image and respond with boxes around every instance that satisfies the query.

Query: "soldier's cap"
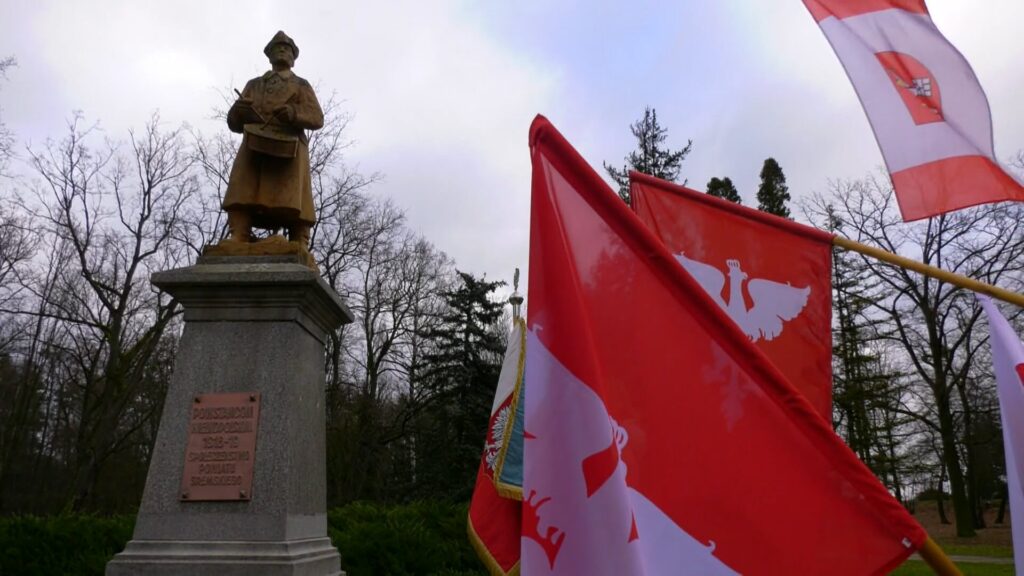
[264,31,299,59]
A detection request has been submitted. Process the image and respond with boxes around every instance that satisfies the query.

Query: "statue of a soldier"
[218,31,323,255]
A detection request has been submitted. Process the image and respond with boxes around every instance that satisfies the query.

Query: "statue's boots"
[227,210,252,243]
[289,223,311,247]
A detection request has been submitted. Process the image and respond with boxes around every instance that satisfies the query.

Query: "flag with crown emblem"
[804,0,1024,221]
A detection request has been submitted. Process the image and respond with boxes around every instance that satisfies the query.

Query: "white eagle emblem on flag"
[675,253,810,342]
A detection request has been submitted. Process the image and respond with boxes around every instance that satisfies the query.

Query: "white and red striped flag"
[804,0,1024,221]
[978,295,1024,574]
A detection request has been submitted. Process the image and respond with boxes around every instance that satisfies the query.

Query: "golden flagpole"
[834,236,997,573]
[832,236,1024,309]
[917,537,963,575]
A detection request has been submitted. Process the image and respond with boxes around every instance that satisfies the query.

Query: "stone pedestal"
[107,255,351,576]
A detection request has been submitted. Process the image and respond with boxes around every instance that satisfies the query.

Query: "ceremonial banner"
[523,115,925,574]
[978,296,1024,574]
[468,318,527,575]
[805,0,1024,221]
[631,173,834,419]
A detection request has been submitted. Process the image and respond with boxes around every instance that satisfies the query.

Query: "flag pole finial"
[509,267,524,320]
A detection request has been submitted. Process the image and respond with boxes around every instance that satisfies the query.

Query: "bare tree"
[0,204,39,510]
[0,56,15,177]
[807,176,1024,536]
[0,84,484,510]
[13,113,199,509]
[0,205,33,351]
[184,129,236,254]
[312,185,458,501]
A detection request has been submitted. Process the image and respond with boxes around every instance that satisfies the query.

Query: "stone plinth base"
[106,255,350,576]
[106,537,342,576]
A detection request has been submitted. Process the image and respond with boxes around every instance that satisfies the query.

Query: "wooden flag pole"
[918,537,963,575]
[833,236,1024,309]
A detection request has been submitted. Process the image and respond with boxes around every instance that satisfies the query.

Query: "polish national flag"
[523,115,925,574]
[978,295,1024,574]
[805,0,1024,221]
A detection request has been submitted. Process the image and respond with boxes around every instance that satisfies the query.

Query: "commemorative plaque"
[180,392,261,501]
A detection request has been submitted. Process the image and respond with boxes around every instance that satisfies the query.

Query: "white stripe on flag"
[820,9,995,171]
[978,295,1024,575]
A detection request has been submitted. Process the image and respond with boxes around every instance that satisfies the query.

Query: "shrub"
[0,502,487,576]
[329,501,484,576]
[0,515,133,576]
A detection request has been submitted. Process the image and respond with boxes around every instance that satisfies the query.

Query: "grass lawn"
[939,544,1014,559]
[891,560,1014,576]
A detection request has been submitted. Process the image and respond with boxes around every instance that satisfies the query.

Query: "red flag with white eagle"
[978,295,1024,574]
[630,173,834,420]
[804,0,1024,221]
[522,115,925,574]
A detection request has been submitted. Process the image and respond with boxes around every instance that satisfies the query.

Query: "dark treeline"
[0,81,509,514]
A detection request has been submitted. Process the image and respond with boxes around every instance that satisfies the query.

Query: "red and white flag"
[805,0,1024,221]
[522,115,925,574]
[468,319,527,575]
[978,295,1024,574]
[631,174,834,420]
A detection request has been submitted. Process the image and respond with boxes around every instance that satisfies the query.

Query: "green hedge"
[329,501,485,576]
[0,515,135,576]
[0,502,487,576]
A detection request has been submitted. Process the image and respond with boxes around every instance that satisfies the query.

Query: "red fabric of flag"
[468,462,521,575]
[804,0,927,21]
[522,115,925,575]
[630,173,834,421]
[804,0,1024,221]
[468,321,528,575]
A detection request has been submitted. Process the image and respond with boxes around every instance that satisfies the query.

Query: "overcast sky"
[3,1,1023,290]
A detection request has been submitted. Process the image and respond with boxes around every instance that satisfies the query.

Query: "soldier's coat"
[224,69,323,228]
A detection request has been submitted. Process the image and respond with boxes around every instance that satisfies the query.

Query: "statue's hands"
[233,98,263,123]
[272,104,296,124]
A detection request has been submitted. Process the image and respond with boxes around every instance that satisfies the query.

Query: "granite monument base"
[106,255,351,576]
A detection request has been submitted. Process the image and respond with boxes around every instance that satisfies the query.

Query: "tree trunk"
[996,487,1008,524]
[936,463,950,525]
[885,417,904,503]
[70,452,104,511]
[937,393,976,536]
[958,380,986,530]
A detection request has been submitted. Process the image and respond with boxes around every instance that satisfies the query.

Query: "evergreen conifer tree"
[706,176,741,204]
[415,271,506,499]
[604,107,692,205]
[827,207,908,501]
[756,157,791,218]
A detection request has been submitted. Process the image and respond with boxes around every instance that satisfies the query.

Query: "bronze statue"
[216,31,323,257]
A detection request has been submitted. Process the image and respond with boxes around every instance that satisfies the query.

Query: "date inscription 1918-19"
[180,392,261,501]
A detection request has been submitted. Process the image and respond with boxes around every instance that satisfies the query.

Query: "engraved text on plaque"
[180,392,261,501]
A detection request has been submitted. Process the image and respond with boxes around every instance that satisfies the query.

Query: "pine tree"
[604,107,692,205]
[706,176,741,204]
[415,271,506,499]
[756,157,791,218]
[827,206,908,501]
